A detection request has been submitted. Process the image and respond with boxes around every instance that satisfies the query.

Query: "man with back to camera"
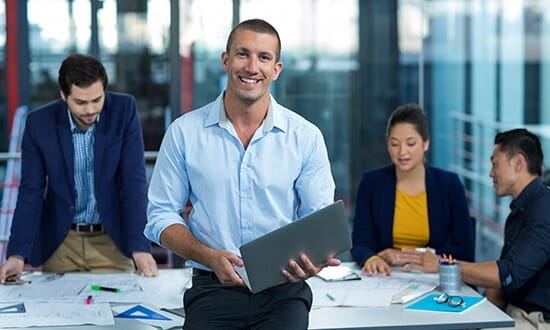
[0,54,158,281]
[405,129,549,329]
[145,19,340,329]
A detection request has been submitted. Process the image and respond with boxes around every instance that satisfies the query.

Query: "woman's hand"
[377,248,415,266]
[362,256,392,276]
[401,248,439,273]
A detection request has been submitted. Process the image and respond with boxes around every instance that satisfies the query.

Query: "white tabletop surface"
[309,263,513,329]
[1,264,514,330]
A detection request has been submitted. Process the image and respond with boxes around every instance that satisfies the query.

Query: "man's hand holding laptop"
[209,250,341,286]
[282,254,341,282]
[208,250,246,287]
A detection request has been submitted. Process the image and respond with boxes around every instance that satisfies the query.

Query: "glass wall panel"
[240,0,358,204]
[26,0,172,151]
[183,0,233,107]
[410,0,550,261]
[97,0,171,151]
[11,0,550,264]
[28,0,82,107]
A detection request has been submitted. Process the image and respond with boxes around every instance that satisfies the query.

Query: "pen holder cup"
[439,263,461,294]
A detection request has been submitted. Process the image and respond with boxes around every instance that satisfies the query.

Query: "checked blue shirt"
[68,111,101,225]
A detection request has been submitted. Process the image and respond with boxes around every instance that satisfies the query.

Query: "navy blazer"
[351,164,474,267]
[7,92,151,266]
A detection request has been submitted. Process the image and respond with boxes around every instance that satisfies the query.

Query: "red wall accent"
[5,0,20,134]
[181,54,194,114]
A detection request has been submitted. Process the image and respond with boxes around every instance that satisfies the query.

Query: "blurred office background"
[1,0,550,265]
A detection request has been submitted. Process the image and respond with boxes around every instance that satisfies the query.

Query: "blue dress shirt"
[68,111,100,225]
[145,93,335,270]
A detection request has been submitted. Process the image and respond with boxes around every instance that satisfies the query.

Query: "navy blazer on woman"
[7,92,151,266]
[351,164,474,267]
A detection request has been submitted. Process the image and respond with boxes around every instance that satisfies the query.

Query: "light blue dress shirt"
[145,93,335,270]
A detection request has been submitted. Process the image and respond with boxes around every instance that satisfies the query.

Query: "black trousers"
[183,272,312,330]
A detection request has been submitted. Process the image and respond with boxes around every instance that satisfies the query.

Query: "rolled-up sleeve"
[497,207,550,294]
[145,121,190,246]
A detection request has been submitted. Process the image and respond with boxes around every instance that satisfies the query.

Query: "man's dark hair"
[58,54,108,97]
[386,103,430,141]
[494,128,543,176]
[225,19,281,62]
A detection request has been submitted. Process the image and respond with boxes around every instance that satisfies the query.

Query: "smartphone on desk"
[316,265,361,282]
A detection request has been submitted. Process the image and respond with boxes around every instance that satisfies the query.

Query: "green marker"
[91,285,120,293]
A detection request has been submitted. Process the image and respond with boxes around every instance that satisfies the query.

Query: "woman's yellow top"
[392,188,429,248]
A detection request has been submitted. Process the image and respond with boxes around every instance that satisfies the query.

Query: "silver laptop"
[235,200,351,293]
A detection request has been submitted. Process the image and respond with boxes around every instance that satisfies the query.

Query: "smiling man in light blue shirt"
[145,19,339,329]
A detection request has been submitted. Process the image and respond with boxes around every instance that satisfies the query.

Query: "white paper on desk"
[0,275,86,303]
[77,275,144,303]
[0,273,143,303]
[0,270,190,309]
[308,272,437,307]
[0,302,113,328]
[112,304,184,330]
[138,268,191,309]
[389,272,438,304]
[312,288,394,307]
[391,282,437,304]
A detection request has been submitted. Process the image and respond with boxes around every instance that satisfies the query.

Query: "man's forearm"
[460,260,501,288]
[484,287,507,309]
[159,224,215,268]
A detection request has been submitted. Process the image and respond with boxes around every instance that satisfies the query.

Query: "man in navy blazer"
[0,54,157,282]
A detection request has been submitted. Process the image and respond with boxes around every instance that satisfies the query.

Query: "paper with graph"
[0,302,113,328]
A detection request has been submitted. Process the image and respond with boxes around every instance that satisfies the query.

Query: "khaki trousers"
[42,230,134,273]
[504,304,550,330]
[486,304,550,330]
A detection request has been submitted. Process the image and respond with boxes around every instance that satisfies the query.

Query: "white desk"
[309,263,513,329]
[1,266,513,330]
[309,283,513,329]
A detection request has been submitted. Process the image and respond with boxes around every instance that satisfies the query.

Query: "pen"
[6,271,31,281]
[326,293,335,301]
[85,295,93,304]
[91,285,120,292]
[4,272,32,285]
[5,273,18,281]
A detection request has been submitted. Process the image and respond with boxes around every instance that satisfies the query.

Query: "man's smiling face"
[222,28,283,106]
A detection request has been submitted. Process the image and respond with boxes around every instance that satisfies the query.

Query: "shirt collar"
[205,92,285,133]
[510,177,544,211]
[67,109,99,133]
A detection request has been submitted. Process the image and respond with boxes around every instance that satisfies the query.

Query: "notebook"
[405,293,486,313]
[235,200,351,293]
